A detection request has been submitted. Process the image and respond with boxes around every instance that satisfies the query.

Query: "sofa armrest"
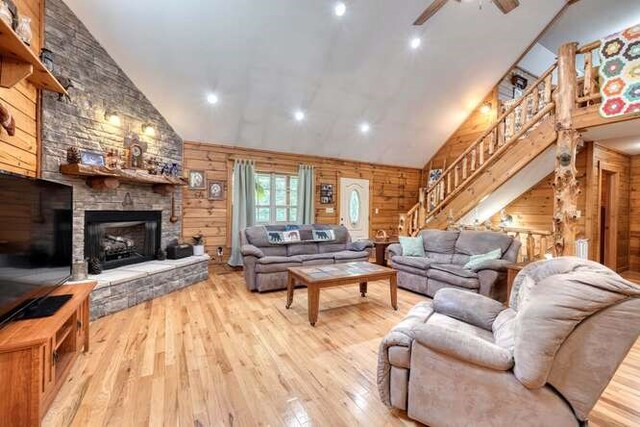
[414,323,513,371]
[433,288,506,331]
[387,243,402,258]
[469,259,513,273]
[347,239,374,251]
[241,244,265,258]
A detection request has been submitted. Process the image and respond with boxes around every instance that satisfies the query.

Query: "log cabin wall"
[182,142,421,261]
[0,0,42,177]
[489,149,588,234]
[421,90,498,184]
[497,66,538,103]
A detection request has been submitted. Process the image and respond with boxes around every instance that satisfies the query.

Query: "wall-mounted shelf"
[0,18,67,93]
[59,163,187,195]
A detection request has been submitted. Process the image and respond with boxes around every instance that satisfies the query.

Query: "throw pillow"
[267,231,285,244]
[399,236,426,257]
[464,248,502,270]
[313,229,335,242]
[282,230,301,243]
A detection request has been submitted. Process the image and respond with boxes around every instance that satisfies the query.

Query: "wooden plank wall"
[489,149,588,234]
[421,90,498,184]
[497,66,538,103]
[0,0,42,177]
[182,142,421,261]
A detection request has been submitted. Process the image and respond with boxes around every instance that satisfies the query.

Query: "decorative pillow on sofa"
[267,231,285,244]
[399,236,426,257]
[464,248,502,270]
[313,229,335,242]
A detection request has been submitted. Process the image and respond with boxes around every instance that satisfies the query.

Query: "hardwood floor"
[44,271,640,426]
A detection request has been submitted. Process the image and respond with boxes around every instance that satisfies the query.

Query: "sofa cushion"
[319,242,348,253]
[455,231,513,256]
[299,253,335,266]
[431,264,479,279]
[393,256,432,271]
[334,250,369,261]
[425,252,454,264]
[255,256,303,273]
[261,246,287,257]
[393,262,431,278]
[420,230,460,254]
[428,265,480,289]
[287,242,319,256]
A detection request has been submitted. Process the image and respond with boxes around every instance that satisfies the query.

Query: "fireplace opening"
[85,211,161,271]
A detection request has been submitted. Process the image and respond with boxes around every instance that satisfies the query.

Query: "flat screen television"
[0,172,73,328]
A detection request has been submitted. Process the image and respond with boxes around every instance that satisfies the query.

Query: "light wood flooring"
[44,271,640,426]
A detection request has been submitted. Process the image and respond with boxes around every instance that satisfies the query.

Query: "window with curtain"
[255,173,299,224]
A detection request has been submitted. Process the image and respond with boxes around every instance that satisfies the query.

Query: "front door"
[339,177,370,241]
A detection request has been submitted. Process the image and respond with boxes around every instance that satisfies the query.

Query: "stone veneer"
[73,256,210,320]
[41,0,184,261]
[40,0,208,316]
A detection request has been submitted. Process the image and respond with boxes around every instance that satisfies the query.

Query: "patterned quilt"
[599,24,640,118]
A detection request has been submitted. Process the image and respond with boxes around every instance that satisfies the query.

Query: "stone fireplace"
[85,211,162,270]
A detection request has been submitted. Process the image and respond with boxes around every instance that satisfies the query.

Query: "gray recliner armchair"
[377,257,640,426]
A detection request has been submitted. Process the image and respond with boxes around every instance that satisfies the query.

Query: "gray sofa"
[241,224,373,292]
[387,230,520,302]
[378,257,640,426]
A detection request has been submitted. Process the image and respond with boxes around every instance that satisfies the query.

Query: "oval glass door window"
[349,190,360,225]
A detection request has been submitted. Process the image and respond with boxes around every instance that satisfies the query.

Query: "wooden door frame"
[596,166,618,269]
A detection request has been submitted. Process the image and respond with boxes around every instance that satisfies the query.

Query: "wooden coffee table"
[286,262,398,326]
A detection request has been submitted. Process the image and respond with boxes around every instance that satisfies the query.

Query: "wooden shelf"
[0,18,66,93]
[59,163,187,195]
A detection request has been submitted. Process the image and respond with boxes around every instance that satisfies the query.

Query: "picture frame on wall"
[207,180,225,200]
[188,170,206,189]
[80,150,105,167]
[320,183,333,204]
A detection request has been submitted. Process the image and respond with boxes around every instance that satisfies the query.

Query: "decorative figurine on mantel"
[146,155,160,175]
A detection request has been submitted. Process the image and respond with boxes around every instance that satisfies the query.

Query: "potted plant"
[192,234,205,256]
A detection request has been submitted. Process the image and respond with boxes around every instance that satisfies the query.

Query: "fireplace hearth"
[85,211,161,271]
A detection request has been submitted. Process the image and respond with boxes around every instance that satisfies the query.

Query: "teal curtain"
[228,159,256,267]
[297,164,315,224]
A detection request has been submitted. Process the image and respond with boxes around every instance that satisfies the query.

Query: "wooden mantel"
[59,163,187,195]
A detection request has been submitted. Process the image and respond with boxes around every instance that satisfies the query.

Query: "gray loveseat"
[377,257,640,426]
[241,224,373,292]
[387,230,520,302]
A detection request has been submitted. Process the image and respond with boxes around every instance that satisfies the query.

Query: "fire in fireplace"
[84,211,161,270]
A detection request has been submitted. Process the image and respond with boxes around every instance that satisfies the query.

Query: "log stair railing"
[576,41,602,108]
[399,62,558,236]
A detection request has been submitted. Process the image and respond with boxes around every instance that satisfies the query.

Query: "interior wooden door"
[599,170,618,269]
[339,177,370,241]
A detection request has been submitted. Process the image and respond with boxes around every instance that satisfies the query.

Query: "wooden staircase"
[399,63,559,236]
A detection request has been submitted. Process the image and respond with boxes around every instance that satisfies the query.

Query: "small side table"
[506,261,530,304]
[373,240,398,266]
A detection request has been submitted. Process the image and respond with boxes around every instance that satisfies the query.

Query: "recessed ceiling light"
[410,37,422,50]
[206,93,219,105]
[359,122,371,134]
[334,2,346,17]
[294,110,306,122]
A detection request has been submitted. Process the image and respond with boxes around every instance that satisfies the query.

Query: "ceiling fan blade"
[493,0,519,14]
[413,0,449,25]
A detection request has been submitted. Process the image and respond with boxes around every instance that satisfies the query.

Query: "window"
[349,190,360,225]
[255,173,299,224]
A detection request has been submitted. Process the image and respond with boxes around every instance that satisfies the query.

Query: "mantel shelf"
[0,18,67,93]
[59,163,187,195]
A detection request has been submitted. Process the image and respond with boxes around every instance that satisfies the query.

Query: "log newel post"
[553,42,581,257]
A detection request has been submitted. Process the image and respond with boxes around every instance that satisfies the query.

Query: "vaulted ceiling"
[63,0,566,167]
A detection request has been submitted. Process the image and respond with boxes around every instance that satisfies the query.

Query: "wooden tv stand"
[0,282,95,426]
